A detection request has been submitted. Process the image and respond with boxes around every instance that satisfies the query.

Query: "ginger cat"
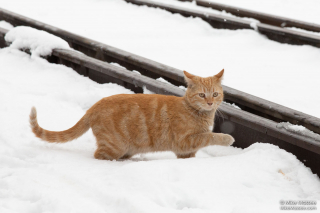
[30,69,234,160]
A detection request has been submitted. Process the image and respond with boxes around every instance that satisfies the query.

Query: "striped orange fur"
[30,69,234,160]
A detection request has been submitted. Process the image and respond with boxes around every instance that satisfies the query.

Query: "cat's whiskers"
[215,107,226,124]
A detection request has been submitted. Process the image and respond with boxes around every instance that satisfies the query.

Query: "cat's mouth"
[202,105,215,111]
[202,103,219,111]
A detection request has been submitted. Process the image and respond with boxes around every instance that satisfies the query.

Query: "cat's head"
[183,69,224,111]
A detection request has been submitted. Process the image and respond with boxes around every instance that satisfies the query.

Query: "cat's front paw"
[222,134,235,146]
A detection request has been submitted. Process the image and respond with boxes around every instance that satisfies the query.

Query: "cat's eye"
[199,93,205,98]
[213,92,219,97]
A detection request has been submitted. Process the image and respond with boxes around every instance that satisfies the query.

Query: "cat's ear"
[183,71,196,86]
[214,69,224,80]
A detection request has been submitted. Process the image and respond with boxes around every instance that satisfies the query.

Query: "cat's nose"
[207,103,213,106]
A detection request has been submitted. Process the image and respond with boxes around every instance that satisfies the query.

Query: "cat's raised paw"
[223,134,235,146]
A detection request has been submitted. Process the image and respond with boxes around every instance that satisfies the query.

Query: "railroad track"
[0,7,319,176]
[196,0,320,33]
[124,0,320,48]
[177,0,320,33]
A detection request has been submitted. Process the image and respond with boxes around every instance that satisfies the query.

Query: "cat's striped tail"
[29,107,90,143]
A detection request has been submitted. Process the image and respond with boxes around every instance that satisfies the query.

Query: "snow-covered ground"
[0,46,319,212]
[1,1,320,212]
[0,0,319,118]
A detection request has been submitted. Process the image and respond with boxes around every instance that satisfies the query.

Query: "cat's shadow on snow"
[117,148,242,162]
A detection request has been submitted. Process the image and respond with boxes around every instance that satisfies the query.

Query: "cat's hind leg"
[92,124,128,160]
[94,138,127,160]
[176,152,196,159]
[119,153,133,160]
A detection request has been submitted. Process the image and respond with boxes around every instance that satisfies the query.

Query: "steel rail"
[0,7,319,135]
[0,27,319,176]
[0,7,320,135]
[196,0,320,33]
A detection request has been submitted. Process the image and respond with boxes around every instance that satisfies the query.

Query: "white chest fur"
[208,125,213,131]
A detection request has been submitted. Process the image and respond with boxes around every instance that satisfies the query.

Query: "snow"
[156,77,187,90]
[132,70,141,75]
[286,27,320,36]
[143,85,155,94]
[0,43,319,212]
[223,102,241,109]
[277,122,320,142]
[0,20,13,30]
[0,1,320,212]
[5,26,70,57]
[111,62,142,76]
[0,0,319,118]
[179,86,187,91]
[287,124,306,132]
[110,62,126,69]
[157,77,172,84]
[250,22,258,31]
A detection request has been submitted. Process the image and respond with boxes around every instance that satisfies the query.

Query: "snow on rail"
[0,20,13,29]
[277,122,320,142]
[5,26,70,57]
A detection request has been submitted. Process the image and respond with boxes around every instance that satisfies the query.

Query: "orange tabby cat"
[30,69,234,160]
